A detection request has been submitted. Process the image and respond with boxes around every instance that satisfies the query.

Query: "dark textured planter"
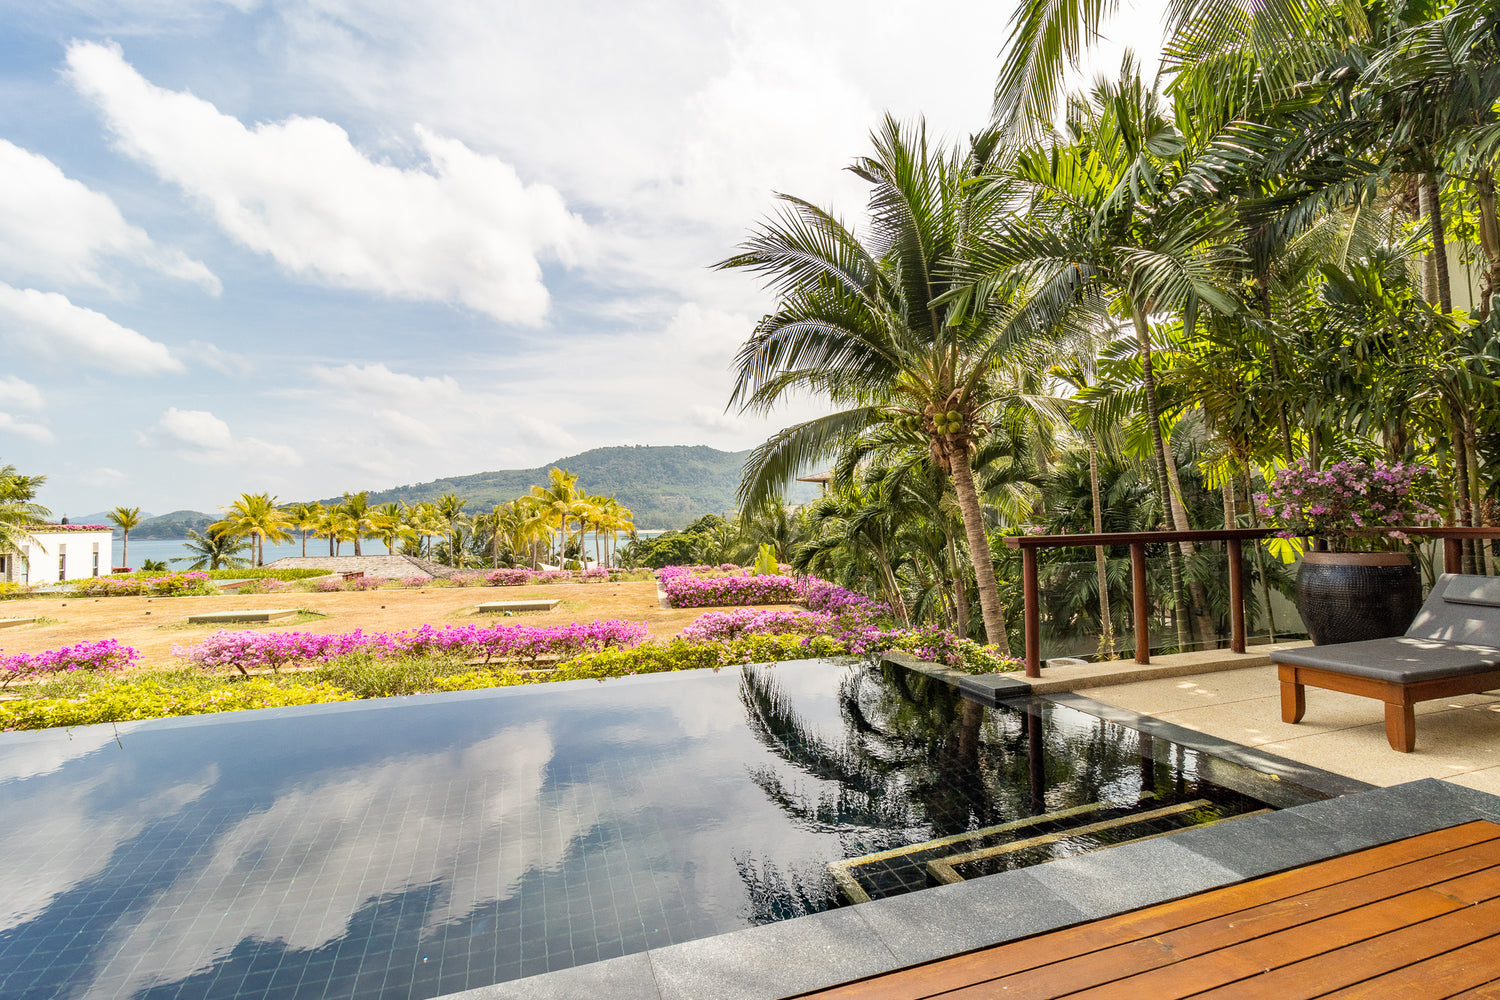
[1296,552,1422,645]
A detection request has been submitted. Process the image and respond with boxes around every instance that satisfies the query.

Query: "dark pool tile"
[1024,838,1242,919]
[647,907,895,1000]
[852,868,1088,966]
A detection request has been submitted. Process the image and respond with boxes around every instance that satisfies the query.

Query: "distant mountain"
[70,510,157,527]
[132,510,214,539]
[317,445,818,530]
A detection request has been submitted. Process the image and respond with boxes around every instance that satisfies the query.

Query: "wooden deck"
[800,821,1500,999]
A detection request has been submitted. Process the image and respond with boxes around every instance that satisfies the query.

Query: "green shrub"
[0,582,34,600]
[0,674,355,730]
[205,568,333,580]
[310,654,475,698]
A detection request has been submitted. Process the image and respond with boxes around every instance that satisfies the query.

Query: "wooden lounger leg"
[1280,670,1305,724]
[1384,700,1416,753]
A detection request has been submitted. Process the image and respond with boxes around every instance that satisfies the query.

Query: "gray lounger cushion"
[1404,575,1500,646]
[1271,636,1500,683]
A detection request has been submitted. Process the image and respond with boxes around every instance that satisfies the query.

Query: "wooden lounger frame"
[1279,662,1500,753]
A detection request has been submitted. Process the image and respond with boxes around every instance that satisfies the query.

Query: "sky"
[0,0,1168,519]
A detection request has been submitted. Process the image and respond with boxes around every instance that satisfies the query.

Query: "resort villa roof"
[261,553,457,580]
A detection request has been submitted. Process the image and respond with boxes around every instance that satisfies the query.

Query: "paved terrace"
[442,649,1500,999]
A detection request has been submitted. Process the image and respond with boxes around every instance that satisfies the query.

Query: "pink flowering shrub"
[482,568,579,586]
[72,572,214,597]
[1,639,139,687]
[1257,458,1439,549]
[397,576,430,588]
[663,573,801,608]
[175,619,651,673]
[681,608,838,641]
[313,577,344,592]
[581,567,609,581]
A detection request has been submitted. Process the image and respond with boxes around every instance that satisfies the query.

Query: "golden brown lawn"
[0,580,801,670]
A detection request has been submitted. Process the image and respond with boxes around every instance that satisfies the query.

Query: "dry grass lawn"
[0,580,798,669]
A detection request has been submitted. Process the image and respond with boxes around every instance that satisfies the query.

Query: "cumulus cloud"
[184,339,250,375]
[0,413,53,444]
[0,283,183,374]
[149,406,301,467]
[0,375,44,412]
[309,362,574,464]
[66,41,588,325]
[0,139,220,296]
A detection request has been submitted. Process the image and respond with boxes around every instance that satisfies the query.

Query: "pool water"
[0,659,1325,1000]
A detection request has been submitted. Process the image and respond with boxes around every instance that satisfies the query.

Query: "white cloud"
[150,406,302,467]
[185,339,250,375]
[157,407,232,449]
[0,375,44,411]
[0,412,53,444]
[66,40,588,325]
[0,138,219,295]
[0,283,183,374]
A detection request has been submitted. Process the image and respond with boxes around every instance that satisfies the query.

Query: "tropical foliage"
[716,0,1500,658]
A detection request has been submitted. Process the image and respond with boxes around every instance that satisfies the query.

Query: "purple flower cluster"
[800,580,885,617]
[72,572,212,597]
[31,524,110,532]
[176,619,651,673]
[663,572,802,608]
[581,567,610,581]
[681,608,838,641]
[1,639,139,687]
[483,568,577,586]
[1258,458,1439,546]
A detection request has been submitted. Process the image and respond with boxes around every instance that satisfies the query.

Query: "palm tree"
[718,117,1060,653]
[285,502,322,557]
[173,528,251,570]
[211,493,292,568]
[0,464,49,557]
[106,506,143,571]
[336,491,378,556]
[529,469,582,568]
[433,492,469,566]
[371,502,417,554]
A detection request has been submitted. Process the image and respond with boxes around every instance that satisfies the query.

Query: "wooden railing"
[1002,526,1500,679]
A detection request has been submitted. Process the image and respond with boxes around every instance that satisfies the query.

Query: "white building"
[0,524,115,585]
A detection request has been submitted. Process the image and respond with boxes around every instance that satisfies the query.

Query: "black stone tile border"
[435,658,1500,1000]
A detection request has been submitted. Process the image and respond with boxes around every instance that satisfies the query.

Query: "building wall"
[2,528,114,584]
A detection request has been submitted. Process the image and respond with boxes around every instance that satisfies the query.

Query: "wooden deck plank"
[939,862,1500,1000]
[800,822,1500,1000]
[1049,868,1500,1000]
[1188,896,1500,1000]
[1449,980,1500,999]
[798,822,1500,1000]
[1317,935,1500,998]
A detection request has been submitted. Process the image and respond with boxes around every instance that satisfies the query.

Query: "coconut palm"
[211,493,292,568]
[173,528,251,571]
[371,502,417,555]
[718,117,1063,652]
[529,469,583,567]
[0,464,49,556]
[106,506,143,571]
[284,502,323,557]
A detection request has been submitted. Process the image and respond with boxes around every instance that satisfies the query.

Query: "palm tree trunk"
[1130,309,1192,652]
[945,436,1010,654]
[1087,434,1114,659]
[947,534,970,639]
[122,532,129,572]
[1423,175,1453,314]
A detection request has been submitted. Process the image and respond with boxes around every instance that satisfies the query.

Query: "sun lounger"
[1270,574,1500,752]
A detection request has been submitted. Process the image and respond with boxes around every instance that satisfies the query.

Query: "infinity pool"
[0,659,1325,999]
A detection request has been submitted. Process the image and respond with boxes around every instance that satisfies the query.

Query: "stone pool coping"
[439,655,1500,1000]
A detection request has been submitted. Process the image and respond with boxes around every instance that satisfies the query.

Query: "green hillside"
[319,445,817,530]
[133,510,214,539]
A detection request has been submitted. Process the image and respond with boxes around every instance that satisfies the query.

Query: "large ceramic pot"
[1296,551,1422,645]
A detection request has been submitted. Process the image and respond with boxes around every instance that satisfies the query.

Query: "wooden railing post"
[1130,542,1150,664]
[1445,537,1463,575]
[1227,537,1246,654]
[1022,546,1040,678]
